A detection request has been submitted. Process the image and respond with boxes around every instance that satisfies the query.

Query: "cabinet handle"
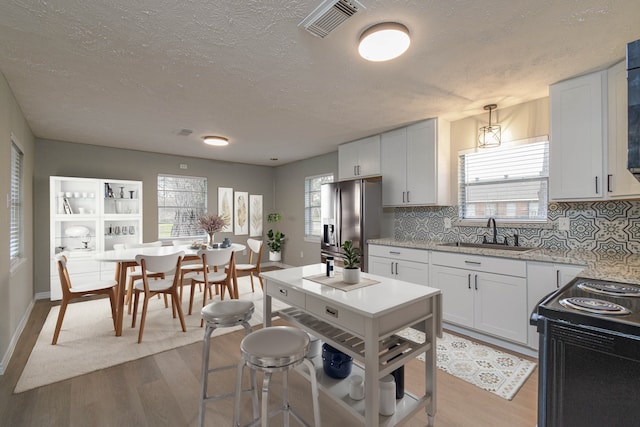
[278,288,288,297]
[468,273,471,289]
[556,270,560,289]
[395,262,399,275]
[354,165,357,176]
[607,174,612,193]
[595,176,599,194]
[474,274,478,291]
[402,191,405,203]
[389,251,401,255]
[391,262,394,275]
[325,306,339,318]
[464,260,481,266]
[407,191,410,203]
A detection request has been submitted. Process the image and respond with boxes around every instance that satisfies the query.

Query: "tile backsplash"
[394,201,640,254]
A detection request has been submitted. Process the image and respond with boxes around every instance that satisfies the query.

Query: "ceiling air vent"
[299,0,365,38]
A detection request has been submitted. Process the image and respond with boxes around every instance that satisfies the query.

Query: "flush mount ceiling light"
[478,104,501,148]
[358,22,410,62]
[203,136,229,147]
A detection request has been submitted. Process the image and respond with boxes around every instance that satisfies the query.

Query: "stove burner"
[559,297,631,315]
[577,280,640,297]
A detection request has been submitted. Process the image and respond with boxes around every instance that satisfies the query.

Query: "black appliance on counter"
[530,277,640,427]
[627,38,640,181]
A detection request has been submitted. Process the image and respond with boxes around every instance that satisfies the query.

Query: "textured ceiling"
[1,0,639,165]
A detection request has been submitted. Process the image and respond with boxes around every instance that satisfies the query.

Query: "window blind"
[10,141,23,263]
[305,174,333,239]
[157,174,207,238]
[459,140,549,221]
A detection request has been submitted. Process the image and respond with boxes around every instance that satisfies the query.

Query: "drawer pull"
[325,306,339,318]
[278,288,288,297]
[389,251,401,255]
[464,260,481,265]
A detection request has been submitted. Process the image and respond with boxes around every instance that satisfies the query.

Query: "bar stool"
[199,300,256,427]
[233,326,321,427]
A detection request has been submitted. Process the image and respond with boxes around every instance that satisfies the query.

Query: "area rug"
[15,276,288,393]
[398,329,536,400]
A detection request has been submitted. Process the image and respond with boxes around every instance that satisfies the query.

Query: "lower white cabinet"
[526,261,585,349]
[368,244,429,285]
[431,251,528,345]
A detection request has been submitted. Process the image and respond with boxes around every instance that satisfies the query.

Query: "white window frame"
[458,136,549,222]
[157,174,207,240]
[304,173,334,242]
[10,135,24,270]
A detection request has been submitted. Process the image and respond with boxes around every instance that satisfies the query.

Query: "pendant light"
[203,136,229,146]
[358,22,410,62]
[478,104,501,148]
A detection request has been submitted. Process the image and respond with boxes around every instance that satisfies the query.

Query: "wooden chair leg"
[132,291,140,328]
[108,288,118,331]
[249,273,255,292]
[52,299,69,345]
[189,280,198,315]
[173,290,187,332]
[258,274,264,290]
[137,294,150,343]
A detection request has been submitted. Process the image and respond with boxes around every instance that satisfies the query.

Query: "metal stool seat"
[233,326,321,427]
[199,300,255,427]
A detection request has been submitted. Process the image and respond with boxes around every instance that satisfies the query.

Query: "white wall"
[0,72,35,373]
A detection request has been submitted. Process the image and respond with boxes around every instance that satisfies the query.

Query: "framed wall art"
[249,194,263,237]
[218,187,233,232]
[234,191,249,235]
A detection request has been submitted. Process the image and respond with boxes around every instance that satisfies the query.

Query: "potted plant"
[267,213,285,261]
[341,240,361,284]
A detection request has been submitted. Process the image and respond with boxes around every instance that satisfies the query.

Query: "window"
[305,173,334,240]
[459,139,549,221]
[10,139,24,266]
[157,175,207,239]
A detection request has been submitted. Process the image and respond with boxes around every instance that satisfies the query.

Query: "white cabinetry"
[338,135,380,180]
[549,63,640,200]
[381,118,450,206]
[368,244,429,285]
[430,251,528,344]
[607,61,640,198]
[526,261,584,349]
[50,176,142,301]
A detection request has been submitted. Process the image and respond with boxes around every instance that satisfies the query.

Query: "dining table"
[95,243,246,336]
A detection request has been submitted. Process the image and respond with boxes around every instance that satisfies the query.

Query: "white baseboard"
[35,291,50,301]
[0,299,36,375]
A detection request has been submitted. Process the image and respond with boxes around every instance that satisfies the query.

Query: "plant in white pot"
[266,213,285,261]
[341,240,361,284]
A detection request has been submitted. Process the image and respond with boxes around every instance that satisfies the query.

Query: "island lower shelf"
[278,306,433,425]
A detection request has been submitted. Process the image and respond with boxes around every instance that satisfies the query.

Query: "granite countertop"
[368,238,640,286]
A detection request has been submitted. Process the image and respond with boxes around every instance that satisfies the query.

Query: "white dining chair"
[234,238,264,292]
[122,241,166,313]
[188,248,235,327]
[131,251,186,343]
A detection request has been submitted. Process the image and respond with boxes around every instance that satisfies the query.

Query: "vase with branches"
[198,213,226,247]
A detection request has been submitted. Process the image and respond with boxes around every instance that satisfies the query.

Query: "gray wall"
[33,139,275,295]
[274,151,338,266]
[0,72,35,372]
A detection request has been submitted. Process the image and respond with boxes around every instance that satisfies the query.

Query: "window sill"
[453,219,554,230]
[304,236,321,243]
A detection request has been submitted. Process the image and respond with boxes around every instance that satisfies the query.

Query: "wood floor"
[0,287,539,427]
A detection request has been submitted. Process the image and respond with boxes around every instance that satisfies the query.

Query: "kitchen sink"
[438,241,536,252]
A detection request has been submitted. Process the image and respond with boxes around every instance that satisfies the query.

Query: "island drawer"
[306,297,365,336]
[266,284,305,308]
[369,244,429,264]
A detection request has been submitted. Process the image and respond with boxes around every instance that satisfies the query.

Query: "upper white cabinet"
[549,63,640,200]
[549,70,606,200]
[50,176,143,300]
[607,61,640,198]
[381,118,450,206]
[338,135,381,180]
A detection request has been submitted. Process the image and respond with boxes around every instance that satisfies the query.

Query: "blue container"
[322,343,353,379]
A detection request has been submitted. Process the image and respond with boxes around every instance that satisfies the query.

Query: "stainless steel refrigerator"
[320,177,382,272]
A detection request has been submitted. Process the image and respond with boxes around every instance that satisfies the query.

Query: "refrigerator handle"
[336,187,342,248]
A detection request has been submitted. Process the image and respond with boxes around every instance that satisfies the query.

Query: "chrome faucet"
[487,217,498,244]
